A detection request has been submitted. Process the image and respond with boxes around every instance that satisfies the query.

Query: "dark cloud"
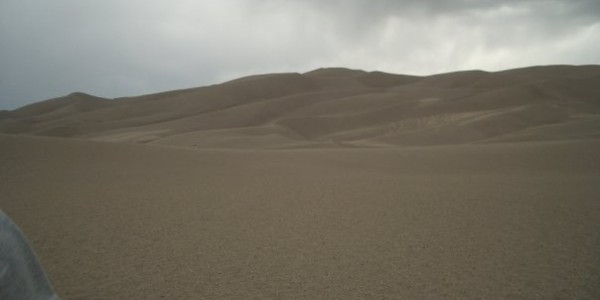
[1,0,599,109]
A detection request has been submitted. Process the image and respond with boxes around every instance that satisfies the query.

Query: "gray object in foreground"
[0,209,59,300]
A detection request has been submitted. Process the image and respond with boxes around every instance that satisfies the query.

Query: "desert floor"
[1,134,599,299]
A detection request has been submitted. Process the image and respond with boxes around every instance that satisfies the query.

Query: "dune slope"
[1,65,599,148]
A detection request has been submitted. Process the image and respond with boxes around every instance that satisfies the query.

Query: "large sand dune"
[1,65,599,148]
[1,65,600,299]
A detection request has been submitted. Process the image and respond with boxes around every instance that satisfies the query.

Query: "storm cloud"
[1,0,599,109]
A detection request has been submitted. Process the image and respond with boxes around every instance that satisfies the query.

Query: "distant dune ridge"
[2,65,599,148]
[1,65,600,299]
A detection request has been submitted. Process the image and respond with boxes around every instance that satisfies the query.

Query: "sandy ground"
[1,134,599,299]
[2,65,600,298]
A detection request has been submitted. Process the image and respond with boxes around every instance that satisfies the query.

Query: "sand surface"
[1,134,600,299]
[1,65,600,299]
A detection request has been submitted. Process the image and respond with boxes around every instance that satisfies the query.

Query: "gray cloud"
[1,0,599,109]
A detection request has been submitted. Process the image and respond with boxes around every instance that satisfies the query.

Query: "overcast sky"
[1,0,599,109]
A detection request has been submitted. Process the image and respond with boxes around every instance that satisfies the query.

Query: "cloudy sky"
[1,0,599,109]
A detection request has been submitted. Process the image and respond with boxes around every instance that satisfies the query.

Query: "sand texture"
[1,65,600,299]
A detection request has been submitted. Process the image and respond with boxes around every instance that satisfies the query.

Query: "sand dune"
[2,65,599,148]
[1,65,600,299]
